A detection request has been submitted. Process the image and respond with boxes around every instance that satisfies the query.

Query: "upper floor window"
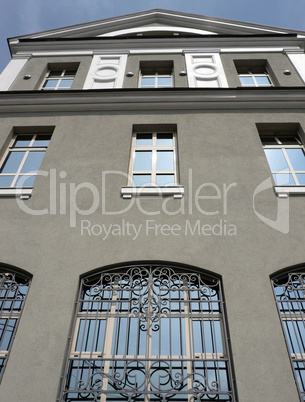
[260,132,305,186]
[272,270,305,400]
[0,269,31,382]
[41,69,77,90]
[60,264,236,401]
[139,61,173,88]
[0,132,52,191]
[235,60,273,87]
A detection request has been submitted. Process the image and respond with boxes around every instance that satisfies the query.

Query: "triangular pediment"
[10,9,302,42]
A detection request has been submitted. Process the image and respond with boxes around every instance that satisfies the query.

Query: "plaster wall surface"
[0,108,303,401]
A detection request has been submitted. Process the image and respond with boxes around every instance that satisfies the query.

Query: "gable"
[10,9,301,42]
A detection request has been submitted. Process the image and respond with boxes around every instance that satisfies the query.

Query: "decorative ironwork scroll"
[62,264,235,401]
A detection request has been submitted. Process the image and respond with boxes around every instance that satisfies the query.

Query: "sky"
[1,0,305,73]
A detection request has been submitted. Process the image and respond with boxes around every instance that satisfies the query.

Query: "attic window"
[235,60,273,87]
[139,61,173,88]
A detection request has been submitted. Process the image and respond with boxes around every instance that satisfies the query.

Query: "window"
[0,132,52,195]
[121,127,183,198]
[235,61,273,87]
[139,61,173,88]
[60,264,235,401]
[272,270,305,399]
[41,69,77,90]
[0,269,31,382]
[260,129,305,187]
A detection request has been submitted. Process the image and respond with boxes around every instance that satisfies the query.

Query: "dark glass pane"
[14,136,32,147]
[278,136,300,145]
[261,136,278,146]
[286,149,305,171]
[1,152,25,174]
[264,149,289,172]
[156,151,174,171]
[21,151,45,173]
[136,133,152,146]
[157,133,173,146]
[64,69,77,76]
[132,174,151,186]
[134,151,152,171]
[33,135,51,147]
[48,70,62,77]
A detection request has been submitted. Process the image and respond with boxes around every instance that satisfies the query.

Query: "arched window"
[61,264,235,401]
[0,269,31,381]
[271,270,305,399]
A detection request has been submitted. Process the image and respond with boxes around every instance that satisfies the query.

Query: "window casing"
[40,69,77,90]
[139,61,173,88]
[261,134,305,186]
[0,133,52,195]
[61,264,235,401]
[122,129,184,198]
[0,270,31,382]
[272,271,305,399]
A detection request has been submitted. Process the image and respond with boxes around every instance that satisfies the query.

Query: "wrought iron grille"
[0,269,31,382]
[272,271,305,399]
[61,264,235,401]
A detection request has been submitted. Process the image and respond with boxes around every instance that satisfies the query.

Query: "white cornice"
[1,89,305,113]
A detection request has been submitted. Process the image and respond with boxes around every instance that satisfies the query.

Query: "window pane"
[157,133,173,146]
[264,149,289,172]
[58,79,74,88]
[239,76,255,86]
[255,76,271,86]
[273,173,295,185]
[286,149,305,171]
[132,174,151,186]
[15,175,36,188]
[278,136,300,145]
[136,133,152,146]
[0,176,14,187]
[0,318,17,350]
[156,151,174,171]
[33,135,51,147]
[43,80,58,89]
[48,70,62,77]
[21,151,45,173]
[75,319,106,352]
[134,151,152,171]
[1,152,25,173]
[156,174,175,186]
[157,77,172,86]
[64,69,77,76]
[14,136,32,147]
[296,174,305,185]
[261,136,278,146]
[141,77,155,86]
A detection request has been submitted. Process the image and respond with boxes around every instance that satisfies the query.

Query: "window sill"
[0,188,33,198]
[274,186,305,196]
[121,186,184,198]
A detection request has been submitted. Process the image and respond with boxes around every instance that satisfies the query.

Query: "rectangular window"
[0,131,52,196]
[139,61,173,88]
[258,124,305,194]
[235,60,273,87]
[121,126,183,198]
[41,68,77,90]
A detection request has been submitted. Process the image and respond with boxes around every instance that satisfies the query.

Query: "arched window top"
[61,263,235,401]
[0,267,31,382]
[271,268,305,399]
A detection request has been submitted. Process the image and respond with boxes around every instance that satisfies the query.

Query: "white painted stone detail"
[185,53,228,88]
[0,57,29,91]
[286,51,305,84]
[83,54,128,89]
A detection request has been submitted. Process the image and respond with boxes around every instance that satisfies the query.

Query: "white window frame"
[121,131,184,198]
[40,68,77,90]
[239,70,273,87]
[139,72,173,88]
[262,134,305,195]
[0,133,51,197]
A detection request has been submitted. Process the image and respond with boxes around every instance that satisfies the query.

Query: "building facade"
[1,9,305,401]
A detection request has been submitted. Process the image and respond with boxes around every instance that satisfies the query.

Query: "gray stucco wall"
[0,104,303,401]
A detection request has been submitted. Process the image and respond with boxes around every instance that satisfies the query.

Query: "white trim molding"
[285,49,305,84]
[274,186,305,196]
[0,56,30,91]
[121,186,184,198]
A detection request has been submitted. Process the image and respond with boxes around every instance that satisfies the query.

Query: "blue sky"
[1,0,305,73]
